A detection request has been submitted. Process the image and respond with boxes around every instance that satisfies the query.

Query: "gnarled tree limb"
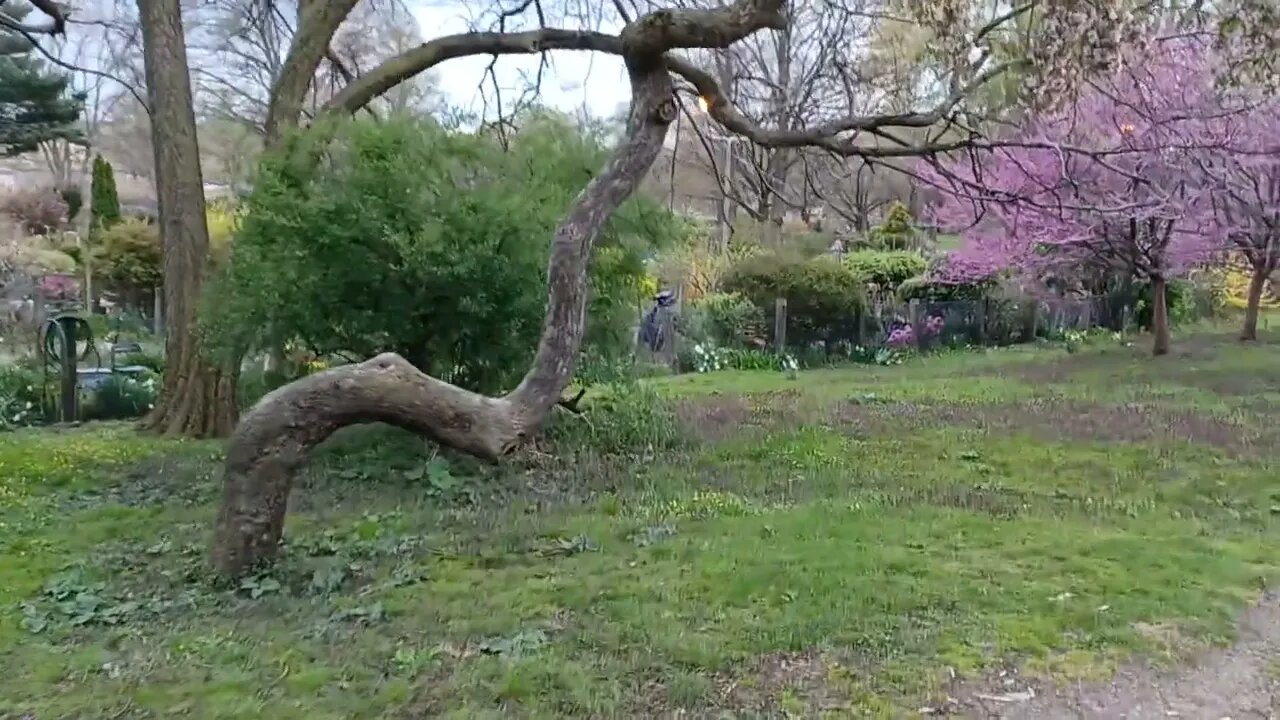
[212,50,679,579]
[325,29,624,116]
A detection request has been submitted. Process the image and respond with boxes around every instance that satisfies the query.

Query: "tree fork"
[210,63,678,578]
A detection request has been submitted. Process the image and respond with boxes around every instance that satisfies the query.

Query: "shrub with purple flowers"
[886,325,915,348]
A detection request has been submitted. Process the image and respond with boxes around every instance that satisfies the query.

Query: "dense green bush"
[722,253,864,348]
[844,250,927,290]
[97,217,161,295]
[897,274,994,302]
[1135,279,1200,330]
[116,350,164,374]
[59,186,83,221]
[206,112,679,395]
[679,292,764,347]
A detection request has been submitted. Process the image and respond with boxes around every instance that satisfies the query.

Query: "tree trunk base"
[140,361,238,438]
[1240,268,1267,342]
[1151,276,1170,357]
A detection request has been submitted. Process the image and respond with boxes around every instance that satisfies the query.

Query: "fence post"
[774,298,787,354]
[153,287,163,336]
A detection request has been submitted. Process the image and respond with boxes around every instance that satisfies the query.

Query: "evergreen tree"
[90,154,121,234]
[0,2,85,155]
[867,202,917,251]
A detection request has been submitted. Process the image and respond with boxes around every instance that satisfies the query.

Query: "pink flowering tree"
[920,35,1239,356]
[1184,97,1280,340]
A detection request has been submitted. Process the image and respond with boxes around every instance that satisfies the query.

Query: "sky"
[408,1,632,119]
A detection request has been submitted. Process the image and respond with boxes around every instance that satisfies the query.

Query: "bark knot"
[654,98,677,124]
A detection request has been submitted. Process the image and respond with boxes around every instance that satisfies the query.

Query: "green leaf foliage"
[864,201,917,251]
[722,252,865,348]
[97,217,161,293]
[843,250,927,290]
[0,47,84,155]
[896,274,994,302]
[679,291,765,347]
[89,155,121,239]
[206,112,680,394]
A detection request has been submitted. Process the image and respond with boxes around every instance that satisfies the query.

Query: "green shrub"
[97,217,161,294]
[679,292,764,348]
[897,274,993,302]
[207,112,678,395]
[722,253,864,348]
[59,186,83,221]
[1135,279,1199,330]
[116,350,164,374]
[844,250,927,290]
[864,202,917,251]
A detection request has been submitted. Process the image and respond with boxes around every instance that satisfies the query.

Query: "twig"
[556,388,587,414]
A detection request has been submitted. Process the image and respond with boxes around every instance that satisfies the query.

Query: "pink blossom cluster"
[39,273,79,300]
[919,33,1279,288]
[887,325,915,348]
[886,315,944,349]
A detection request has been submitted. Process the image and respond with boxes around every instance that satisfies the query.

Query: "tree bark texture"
[136,0,238,438]
[1240,266,1268,342]
[1150,275,1170,356]
[210,61,679,577]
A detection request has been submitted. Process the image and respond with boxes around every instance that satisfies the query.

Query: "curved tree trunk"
[210,63,678,578]
[136,0,239,438]
[1240,266,1267,342]
[1150,275,1170,356]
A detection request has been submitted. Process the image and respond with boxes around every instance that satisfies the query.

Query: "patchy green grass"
[1,329,1277,718]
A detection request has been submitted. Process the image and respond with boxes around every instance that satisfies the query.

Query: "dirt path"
[954,590,1280,719]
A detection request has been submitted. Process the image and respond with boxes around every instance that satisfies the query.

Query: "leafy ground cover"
[0,329,1276,718]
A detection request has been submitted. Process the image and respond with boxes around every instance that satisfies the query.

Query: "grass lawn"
[1,329,1277,718]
